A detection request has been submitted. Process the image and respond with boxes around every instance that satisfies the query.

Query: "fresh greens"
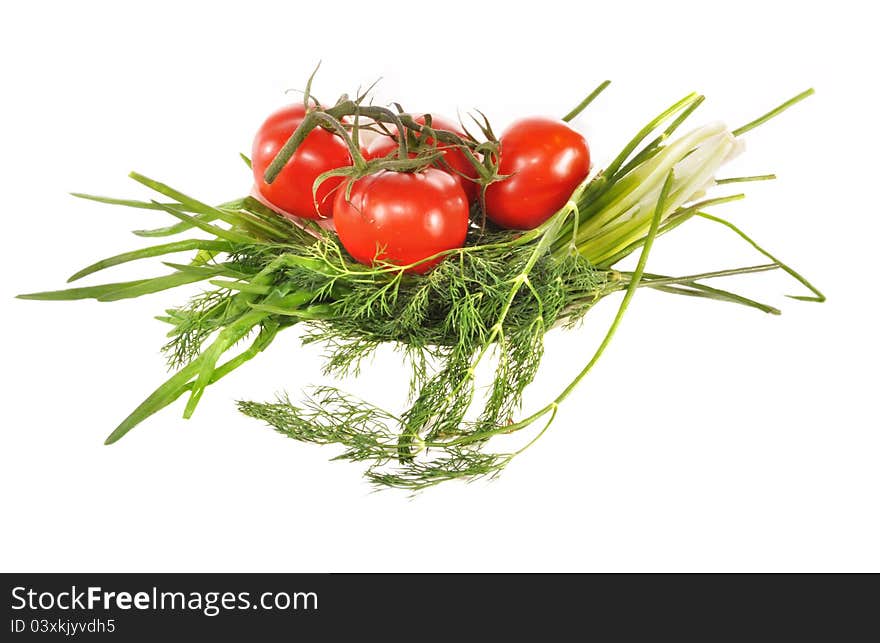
[18,85,823,489]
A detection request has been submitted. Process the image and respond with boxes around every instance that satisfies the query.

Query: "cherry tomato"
[251,104,354,219]
[333,169,469,274]
[484,116,590,229]
[364,115,479,203]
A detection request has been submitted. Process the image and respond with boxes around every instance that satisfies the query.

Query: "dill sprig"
[18,84,824,490]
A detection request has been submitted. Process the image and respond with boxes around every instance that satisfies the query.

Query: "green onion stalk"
[18,83,823,490]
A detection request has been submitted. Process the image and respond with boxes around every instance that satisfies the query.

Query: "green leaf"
[72,191,247,239]
[97,269,229,302]
[72,193,202,212]
[715,174,776,185]
[149,201,254,244]
[732,88,814,137]
[104,357,205,444]
[133,215,221,238]
[182,309,268,418]
[104,316,280,445]
[68,239,236,282]
[697,212,825,302]
[603,93,702,180]
[160,262,248,278]
[561,80,611,122]
[18,279,157,301]
[18,266,232,302]
[649,283,781,315]
[129,172,238,221]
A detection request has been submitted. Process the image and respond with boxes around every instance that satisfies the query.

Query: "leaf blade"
[68,239,236,282]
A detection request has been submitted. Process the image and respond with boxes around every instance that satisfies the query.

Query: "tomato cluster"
[251,104,590,272]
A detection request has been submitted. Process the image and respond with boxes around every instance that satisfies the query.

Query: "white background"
[1,0,877,572]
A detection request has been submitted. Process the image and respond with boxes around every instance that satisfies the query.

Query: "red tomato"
[251,104,354,219]
[333,169,469,274]
[484,116,590,229]
[364,115,479,203]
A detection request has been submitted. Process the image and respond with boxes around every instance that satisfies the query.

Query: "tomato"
[333,169,469,274]
[484,116,590,229]
[251,104,354,219]
[364,115,479,203]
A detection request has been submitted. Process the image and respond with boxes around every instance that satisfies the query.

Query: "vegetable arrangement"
[19,72,824,489]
